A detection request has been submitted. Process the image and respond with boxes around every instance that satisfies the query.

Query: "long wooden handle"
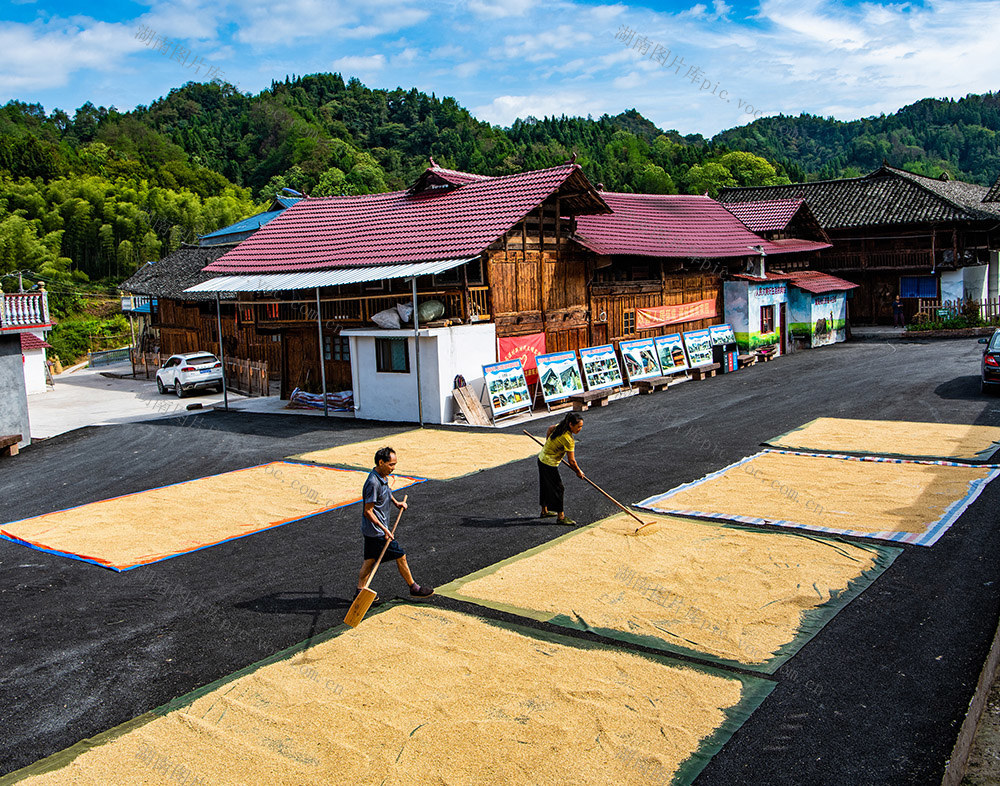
[362,494,407,590]
[523,430,647,528]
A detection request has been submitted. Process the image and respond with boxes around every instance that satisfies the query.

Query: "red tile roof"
[722,199,805,233]
[575,192,830,259]
[782,270,859,294]
[20,333,51,351]
[729,270,858,294]
[207,165,609,274]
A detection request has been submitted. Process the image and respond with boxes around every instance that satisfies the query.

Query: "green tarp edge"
[0,601,772,786]
[439,513,903,674]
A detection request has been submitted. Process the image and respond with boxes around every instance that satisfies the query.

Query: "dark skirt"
[538,459,564,513]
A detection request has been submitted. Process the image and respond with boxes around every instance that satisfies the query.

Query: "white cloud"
[493,24,594,62]
[0,18,139,94]
[331,54,387,74]
[465,0,539,19]
[235,0,429,45]
[474,91,607,125]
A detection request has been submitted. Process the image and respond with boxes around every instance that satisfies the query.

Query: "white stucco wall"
[23,348,47,394]
[989,250,999,301]
[344,323,496,424]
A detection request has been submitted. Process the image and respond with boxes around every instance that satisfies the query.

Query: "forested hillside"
[4,74,999,358]
[713,93,1000,185]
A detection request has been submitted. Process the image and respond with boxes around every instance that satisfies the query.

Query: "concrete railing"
[0,285,51,331]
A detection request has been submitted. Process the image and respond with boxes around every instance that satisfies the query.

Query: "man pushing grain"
[356,446,434,600]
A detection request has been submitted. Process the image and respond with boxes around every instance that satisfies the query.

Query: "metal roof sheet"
[185,258,475,293]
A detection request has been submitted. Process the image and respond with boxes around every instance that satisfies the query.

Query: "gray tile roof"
[120,245,236,300]
[719,165,1000,229]
[985,173,1000,203]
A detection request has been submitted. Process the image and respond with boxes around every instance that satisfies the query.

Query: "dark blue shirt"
[361,469,392,537]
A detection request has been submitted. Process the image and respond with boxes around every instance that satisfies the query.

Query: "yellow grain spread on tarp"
[767,417,1000,460]
[292,428,540,480]
[20,606,746,786]
[649,451,993,535]
[445,513,879,667]
[1,463,419,569]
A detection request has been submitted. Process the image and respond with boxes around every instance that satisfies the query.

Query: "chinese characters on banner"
[497,332,546,385]
[635,298,718,331]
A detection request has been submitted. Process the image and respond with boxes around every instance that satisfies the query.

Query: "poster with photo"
[618,338,663,382]
[709,323,737,346]
[482,359,531,416]
[654,334,689,373]
[535,351,585,403]
[579,344,624,391]
[683,329,714,367]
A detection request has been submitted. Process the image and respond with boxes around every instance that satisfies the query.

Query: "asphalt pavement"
[2,335,999,785]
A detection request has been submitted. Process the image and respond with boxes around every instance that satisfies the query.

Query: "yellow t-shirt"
[539,432,575,467]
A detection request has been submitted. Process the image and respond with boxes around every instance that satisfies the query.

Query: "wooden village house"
[573,192,831,355]
[721,164,1000,324]
[126,163,836,416]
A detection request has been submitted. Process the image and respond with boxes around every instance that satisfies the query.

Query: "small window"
[375,338,409,373]
[760,305,775,334]
[623,310,636,335]
[325,335,349,362]
[433,265,463,286]
[899,276,937,299]
[466,257,485,285]
[364,278,386,292]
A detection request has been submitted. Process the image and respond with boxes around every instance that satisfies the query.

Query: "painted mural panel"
[811,293,847,347]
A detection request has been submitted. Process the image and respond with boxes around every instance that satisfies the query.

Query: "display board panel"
[654,334,690,374]
[536,351,585,403]
[579,345,624,391]
[709,324,737,346]
[483,359,531,415]
[618,338,663,382]
[683,329,715,368]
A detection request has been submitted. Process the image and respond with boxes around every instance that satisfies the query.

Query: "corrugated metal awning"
[183,258,475,293]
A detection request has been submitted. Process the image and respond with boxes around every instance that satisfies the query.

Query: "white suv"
[156,352,224,398]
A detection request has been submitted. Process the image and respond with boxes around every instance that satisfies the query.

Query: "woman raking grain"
[537,413,585,525]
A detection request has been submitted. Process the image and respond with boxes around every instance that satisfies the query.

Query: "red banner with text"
[497,332,547,384]
[635,298,718,331]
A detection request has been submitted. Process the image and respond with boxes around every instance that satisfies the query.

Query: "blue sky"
[2,0,998,137]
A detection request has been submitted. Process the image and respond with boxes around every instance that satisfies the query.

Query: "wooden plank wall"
[487,195,592,353]
[591,272,723,345]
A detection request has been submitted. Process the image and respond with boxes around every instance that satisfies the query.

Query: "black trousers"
[538,459,564,513]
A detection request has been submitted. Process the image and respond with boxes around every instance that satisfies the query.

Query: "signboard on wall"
[535,351,585,403]
[709,324,737,346]
[682,329,714,367]
[579,345,624,391]
[496,332,546,385]
[482,359,531,416]
[654,334,689,373]
[635,298,718,331]
[618,338,662,382]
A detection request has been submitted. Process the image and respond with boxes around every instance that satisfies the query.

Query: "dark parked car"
[980,329,1000,393]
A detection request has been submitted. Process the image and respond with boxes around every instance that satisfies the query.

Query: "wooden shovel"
[522,430,656,534]
[344,494,407,628]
